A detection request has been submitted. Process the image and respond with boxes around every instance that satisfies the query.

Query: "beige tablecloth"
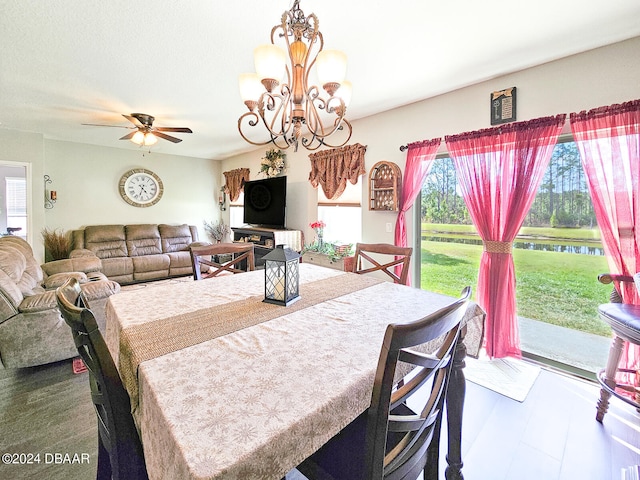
[105,264,484,480]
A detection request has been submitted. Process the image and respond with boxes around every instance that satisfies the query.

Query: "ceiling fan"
[83,113,193,145]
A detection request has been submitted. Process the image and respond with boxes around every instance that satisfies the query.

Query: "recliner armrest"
[41,255,102,277]
[42,272,88,290]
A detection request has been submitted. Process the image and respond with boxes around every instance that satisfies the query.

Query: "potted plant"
[41,227,71,262]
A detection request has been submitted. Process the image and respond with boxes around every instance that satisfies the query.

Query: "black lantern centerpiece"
[263,244,301,306]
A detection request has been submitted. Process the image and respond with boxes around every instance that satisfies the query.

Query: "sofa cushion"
[0,243,41,297]
[126,224,162,257]
[100,257,134,278]
[132,254,170,273]
[0,236,43,285]
[166,251,192,269]
[0,266,23,308]
[85,225,128,259]
[159,224,193,253]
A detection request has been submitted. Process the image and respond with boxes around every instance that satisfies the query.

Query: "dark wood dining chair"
[190,242,255,280]
[56,277,148,480]
[347,243,413,285]
[297,286,471,480]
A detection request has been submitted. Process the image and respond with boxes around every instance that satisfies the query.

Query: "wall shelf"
[369,161,401,211]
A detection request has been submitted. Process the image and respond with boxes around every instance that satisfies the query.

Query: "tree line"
[421,142,597,227]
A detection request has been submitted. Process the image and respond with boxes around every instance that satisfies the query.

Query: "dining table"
[105,263,485,480]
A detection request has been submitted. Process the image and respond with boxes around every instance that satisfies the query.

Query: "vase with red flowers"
[309,220,326,248]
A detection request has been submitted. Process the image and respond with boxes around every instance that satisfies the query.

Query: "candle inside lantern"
[50,191,57,201]
[273,279,285,301]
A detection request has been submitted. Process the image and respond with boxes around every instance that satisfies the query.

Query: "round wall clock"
[118,168,164,207]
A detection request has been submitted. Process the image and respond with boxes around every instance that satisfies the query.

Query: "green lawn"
[420,240,613,337]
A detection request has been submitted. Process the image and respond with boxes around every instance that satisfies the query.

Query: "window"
[6,177,27,237]
[229,191,244,228]
[317,181,361,247]
[419,140,610,374]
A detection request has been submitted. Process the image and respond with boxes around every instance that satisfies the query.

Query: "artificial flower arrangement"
[259,149,287,178]
[303,220,354,260]
[309,220,326,238]
[203,219,231,243]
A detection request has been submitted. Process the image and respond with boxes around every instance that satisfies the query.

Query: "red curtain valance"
[223,168,250,202]
[445,115,567,155]
[308,143,367,200]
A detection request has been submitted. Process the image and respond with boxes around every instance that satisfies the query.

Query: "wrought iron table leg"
[445,329,467,480]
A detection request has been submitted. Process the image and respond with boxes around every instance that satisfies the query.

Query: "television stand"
[231,226,302,267]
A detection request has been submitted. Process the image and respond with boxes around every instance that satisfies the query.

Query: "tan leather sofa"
[0,236,120,368]
[71,224,206,285]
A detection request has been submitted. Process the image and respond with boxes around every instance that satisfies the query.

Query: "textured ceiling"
[1,0,639,160]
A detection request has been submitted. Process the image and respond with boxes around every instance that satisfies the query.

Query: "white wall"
[43,140,221,243]
[221,36,640,270]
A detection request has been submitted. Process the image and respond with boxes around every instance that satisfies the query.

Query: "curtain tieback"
[483,240,513,254]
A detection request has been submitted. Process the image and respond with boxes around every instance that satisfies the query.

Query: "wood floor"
[0,359,638,480]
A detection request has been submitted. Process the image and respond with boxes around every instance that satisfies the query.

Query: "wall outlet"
[385,222,392,233]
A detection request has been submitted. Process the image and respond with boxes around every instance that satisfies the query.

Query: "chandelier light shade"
[238,0,353,151]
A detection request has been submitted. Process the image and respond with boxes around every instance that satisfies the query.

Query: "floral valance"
[223,168,250,202]
[308,143,367,200]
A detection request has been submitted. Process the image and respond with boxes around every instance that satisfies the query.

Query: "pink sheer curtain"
[446,115,566,358]
[394,138,441,285]
[570,99,640,379]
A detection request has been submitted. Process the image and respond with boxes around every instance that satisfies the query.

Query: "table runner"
[119,273,382,410]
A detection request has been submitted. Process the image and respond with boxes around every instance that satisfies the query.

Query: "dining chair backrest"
[56,278,148,480]
[351,243,413,285]
[297,286,471,480]
[190,242,255,280]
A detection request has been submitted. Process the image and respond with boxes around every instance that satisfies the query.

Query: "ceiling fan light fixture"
[85,112,192,145]
[130,131,158,146]
[143,132,158,146]
[131,130,146,145]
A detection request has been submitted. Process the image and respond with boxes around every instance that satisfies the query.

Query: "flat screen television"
[243,176,287,228]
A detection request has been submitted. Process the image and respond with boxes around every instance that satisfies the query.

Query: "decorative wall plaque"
[490,87,517,125]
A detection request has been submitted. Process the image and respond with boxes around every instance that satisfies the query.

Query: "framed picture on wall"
[490,87,517,125]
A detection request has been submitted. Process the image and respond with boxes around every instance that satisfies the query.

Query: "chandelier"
[238,0,352,152]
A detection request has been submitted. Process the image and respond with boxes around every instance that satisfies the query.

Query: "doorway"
[0,161,30,242]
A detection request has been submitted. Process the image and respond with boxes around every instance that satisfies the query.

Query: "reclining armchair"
[0,236,120,368]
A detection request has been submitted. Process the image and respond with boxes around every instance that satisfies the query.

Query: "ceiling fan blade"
[155,127,193,133]
[119,131,137,140]
[82,123,132,128]
[123,114,144,128]
[153,131,183,143]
